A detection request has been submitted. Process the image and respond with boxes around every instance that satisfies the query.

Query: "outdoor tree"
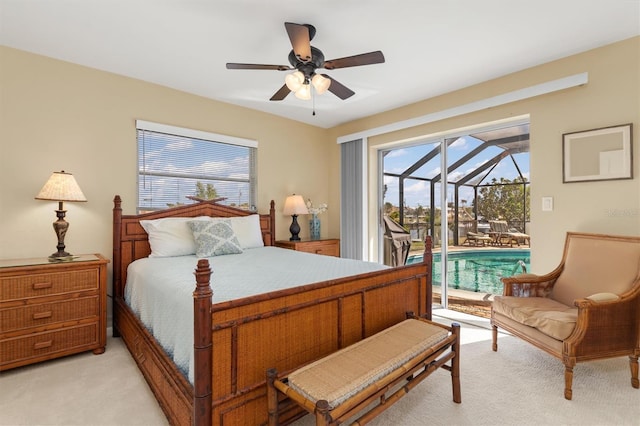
[384,201,394,214]
[195,181,218,200]
[476,177,530,226]
[166,181,219,207]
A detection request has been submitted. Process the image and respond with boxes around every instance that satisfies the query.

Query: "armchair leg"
[491,325,498,352]
[630,355,639,389]
[564,365,574,400]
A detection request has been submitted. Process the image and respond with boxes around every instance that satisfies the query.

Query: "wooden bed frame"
[112,195,433,425]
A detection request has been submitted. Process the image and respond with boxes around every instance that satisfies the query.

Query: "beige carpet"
[0,332,168,426]
[1,311,638,425]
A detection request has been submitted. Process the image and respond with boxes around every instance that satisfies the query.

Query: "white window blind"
[136,121,257,213]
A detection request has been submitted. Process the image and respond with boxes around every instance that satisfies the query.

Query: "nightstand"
[275,238,340,257]
[0,253,109,370]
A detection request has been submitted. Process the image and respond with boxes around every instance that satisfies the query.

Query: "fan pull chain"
[312,87,316,116]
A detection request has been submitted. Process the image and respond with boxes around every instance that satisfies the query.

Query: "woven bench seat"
[288,319,449,409]
[267,315,461,425]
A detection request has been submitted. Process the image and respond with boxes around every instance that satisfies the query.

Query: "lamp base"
[289,214,301,241]
[48,252,75,262]
[49,207,74,262]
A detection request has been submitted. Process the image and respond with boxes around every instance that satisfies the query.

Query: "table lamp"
[282,194,308,241]
[35,171,87,261]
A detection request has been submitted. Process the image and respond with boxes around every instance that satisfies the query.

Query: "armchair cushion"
[493,296,577,340]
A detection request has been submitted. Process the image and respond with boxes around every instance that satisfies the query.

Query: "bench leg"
[451,323,462,403]
[314,400,331,426]
[266,368,279,426]
[492,325,498,351]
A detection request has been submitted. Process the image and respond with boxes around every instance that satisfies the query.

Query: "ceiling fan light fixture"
[311,74,331,95]
[294,83,311,100]
[227,23,384,102]
[285,71,304,91]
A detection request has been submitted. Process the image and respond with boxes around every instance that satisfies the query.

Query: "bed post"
[112,195,122,337]
[193,259,213,426]
[423,235,433,319]
[268,200,276,245]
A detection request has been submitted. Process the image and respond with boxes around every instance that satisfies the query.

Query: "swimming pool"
[407,249,530,294]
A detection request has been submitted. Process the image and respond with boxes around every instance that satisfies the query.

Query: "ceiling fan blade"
[284,22,312,63]
[322,74,355,100]
[226,63,291,71]
[270,84,291,101]
[323,51,385,70]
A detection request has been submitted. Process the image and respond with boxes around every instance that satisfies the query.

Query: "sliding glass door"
[380,121,530,312]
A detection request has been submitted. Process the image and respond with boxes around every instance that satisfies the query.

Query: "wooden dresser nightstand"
[0,253,109,370]
[275,238,340,257]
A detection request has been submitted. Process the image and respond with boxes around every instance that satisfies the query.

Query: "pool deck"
[441,287,495,302]
[433,288,493,319]
[415,244,531,254]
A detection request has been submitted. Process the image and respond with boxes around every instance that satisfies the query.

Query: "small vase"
[309,214,321,240]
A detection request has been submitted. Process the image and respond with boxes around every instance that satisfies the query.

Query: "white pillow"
[188,220,243,257]
[230,215,264,249]
[140,216,210,257]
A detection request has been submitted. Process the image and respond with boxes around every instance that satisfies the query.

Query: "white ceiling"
[1,1,639,128]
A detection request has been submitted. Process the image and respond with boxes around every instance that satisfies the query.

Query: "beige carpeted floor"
[1,310,638,426]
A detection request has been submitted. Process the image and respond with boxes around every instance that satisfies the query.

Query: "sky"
[383,135,530,209]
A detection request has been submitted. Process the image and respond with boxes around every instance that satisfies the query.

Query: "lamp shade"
[311,74,331,95]
[294,84,311,100]
[35,171,87,202]
[285,71,305,92]
[283,194,309,215]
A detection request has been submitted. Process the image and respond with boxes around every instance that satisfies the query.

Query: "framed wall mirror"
[563,123,633,183]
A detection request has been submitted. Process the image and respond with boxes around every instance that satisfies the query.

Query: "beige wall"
[2,36,639,279]
[329,36,639,272]
[0,46,335,267]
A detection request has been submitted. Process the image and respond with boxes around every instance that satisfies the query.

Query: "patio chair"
[383,215,411,266]
[463,231,492,246]
[491,232,640,399]
[489,220,529,247]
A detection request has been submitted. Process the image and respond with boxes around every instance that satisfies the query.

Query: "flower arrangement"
[306,199,328,215]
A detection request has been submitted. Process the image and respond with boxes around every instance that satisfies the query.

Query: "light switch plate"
[542,197,553,212]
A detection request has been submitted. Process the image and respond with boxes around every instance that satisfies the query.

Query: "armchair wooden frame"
[491,232,640,400]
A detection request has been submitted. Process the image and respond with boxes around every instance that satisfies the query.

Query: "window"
[136,120,257,213]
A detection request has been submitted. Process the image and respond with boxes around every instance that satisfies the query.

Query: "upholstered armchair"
[491,232,640,399]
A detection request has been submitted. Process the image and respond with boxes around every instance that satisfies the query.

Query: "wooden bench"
[266,314,461,425]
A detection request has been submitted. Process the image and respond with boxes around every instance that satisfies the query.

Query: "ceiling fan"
[226,22,385,101]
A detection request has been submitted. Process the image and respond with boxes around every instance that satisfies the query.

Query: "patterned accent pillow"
[188,220,243,257]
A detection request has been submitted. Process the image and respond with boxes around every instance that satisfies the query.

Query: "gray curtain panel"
[340,139,364,260]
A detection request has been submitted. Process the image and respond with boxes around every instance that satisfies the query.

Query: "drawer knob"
[33,311,53,320]
[33,340,53,350]
[32,282,53,290]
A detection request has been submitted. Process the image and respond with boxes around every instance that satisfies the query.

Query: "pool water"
[407,250,530,295]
